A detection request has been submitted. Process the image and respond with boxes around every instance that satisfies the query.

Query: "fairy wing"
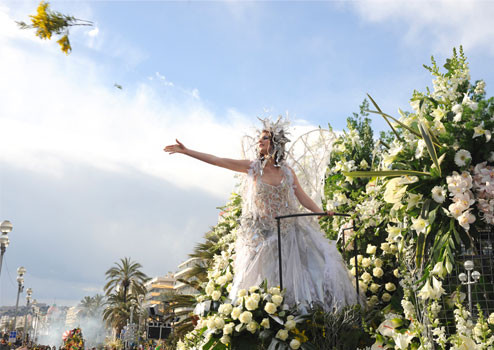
[286,128,336,205]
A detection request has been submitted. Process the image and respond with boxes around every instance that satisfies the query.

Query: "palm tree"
[104,257,149,303]
[102,289,133,334]
[79,294,105,319]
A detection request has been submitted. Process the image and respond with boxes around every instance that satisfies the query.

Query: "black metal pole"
[277,218,283,291]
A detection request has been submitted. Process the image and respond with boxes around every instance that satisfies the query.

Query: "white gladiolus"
[418,279,434,300]
[411,216,428,234]
[432,261,447,278]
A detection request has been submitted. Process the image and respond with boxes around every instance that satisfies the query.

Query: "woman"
[164,119,360,310]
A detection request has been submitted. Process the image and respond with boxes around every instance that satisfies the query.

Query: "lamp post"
[23,288,33,344]
[459,260,481,314]
[0,220,13,277]
[13,266,26,331]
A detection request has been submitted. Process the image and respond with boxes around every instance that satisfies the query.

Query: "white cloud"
[87,27,99,38]
[351,0,494,55]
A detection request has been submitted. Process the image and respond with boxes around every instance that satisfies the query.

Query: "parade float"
[168,48,494,349]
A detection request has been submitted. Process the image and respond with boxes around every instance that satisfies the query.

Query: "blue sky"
[1,0,494,306]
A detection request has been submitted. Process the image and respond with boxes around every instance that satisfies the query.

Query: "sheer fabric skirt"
[229,217,360,310]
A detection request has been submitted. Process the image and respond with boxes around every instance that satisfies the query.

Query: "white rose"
[276,329,289,341]
[385,282,396,292]
[216,275,227,286]
[382,293,392,302]
[393,269,400,278]
[368,295,379,307]
[245,297,259,311]
[264,302,277,314]
[223,323,234,335]
[488,313,494,325]
[289,339,301,349]
[239,311,253,324]
[380,242,390,253]
[205,284,214,296]
[268,287,281,295]
[220,335,230,345]
[374,258,383,268]
[211,290,221,301]
[225,271,233,281]
[369,283,380,294]
[246,321,258,334]
[373,267,384,278]
[361,258,371,268]
[260,318,270,329]
[285,319,296,330]
[231,307,241,320]
[366,244,377,255]
[361,272,372,284]
[214,317,225,329]
[226,284,232,293]
[207,318,216,330]
[218,303,233,315]
[272,294,283,306]
[359,281,368,293]
[249,286,259,293]
[237,289,247,298]
[250,293,261,302]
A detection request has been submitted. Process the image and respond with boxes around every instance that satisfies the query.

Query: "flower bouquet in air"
[63,328,85,350]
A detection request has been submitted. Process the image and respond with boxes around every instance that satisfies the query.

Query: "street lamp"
[0,220,12,277]
[459,260,481,314]
[13,266,26,331]
[23,288,33,344]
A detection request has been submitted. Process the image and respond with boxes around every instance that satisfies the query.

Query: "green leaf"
[367,94,403,141]
[416,232,426,269]
[342,170,430,178]
[418,122,441,177]
[202,337,217,350]
[420,199,432,220]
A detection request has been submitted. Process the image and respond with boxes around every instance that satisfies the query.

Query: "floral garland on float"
[327,47,494,349]
[62,328,85,350]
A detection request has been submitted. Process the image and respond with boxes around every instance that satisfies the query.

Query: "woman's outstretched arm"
[164,139,251,173]
[290,168,334,216]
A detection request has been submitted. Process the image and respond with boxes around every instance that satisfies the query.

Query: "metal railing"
[275,212,360,300]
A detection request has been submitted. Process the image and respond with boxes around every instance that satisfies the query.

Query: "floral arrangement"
[63,328,85,350]
[327,47,494,348]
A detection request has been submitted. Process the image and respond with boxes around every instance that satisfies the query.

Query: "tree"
[102,289,133,334]
[79,294,105,319]
[17,1,93,54]
[104,257,149,304]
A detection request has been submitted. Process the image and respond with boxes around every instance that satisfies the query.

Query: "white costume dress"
[229,159,360,310]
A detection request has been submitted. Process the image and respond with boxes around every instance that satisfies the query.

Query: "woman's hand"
[164,139,187,155]
[318,211,335,219]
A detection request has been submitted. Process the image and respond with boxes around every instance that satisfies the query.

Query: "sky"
[1,0,494,307]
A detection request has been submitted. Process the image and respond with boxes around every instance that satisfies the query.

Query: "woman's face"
[258,131,272,156]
